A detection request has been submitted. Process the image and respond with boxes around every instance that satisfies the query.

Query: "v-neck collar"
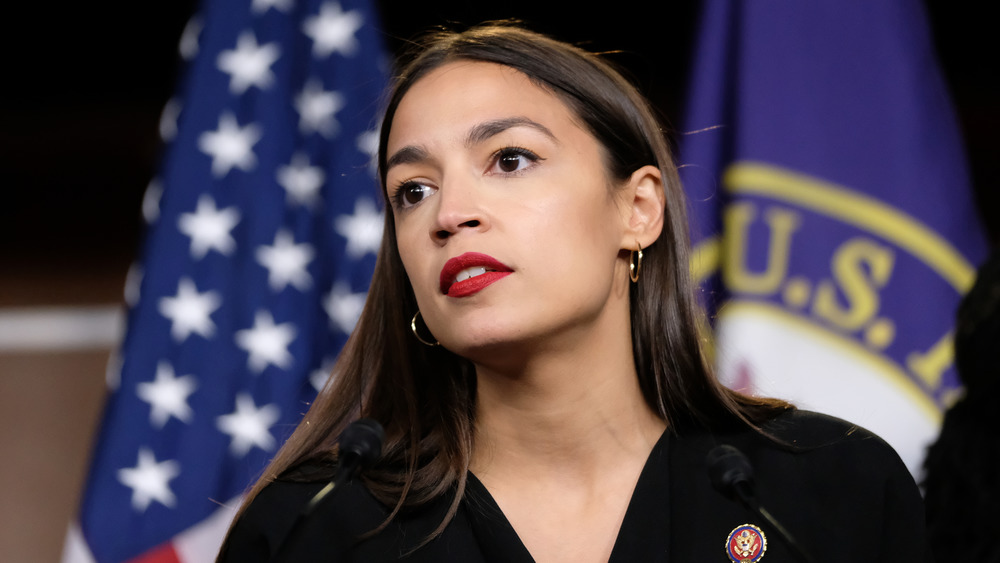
[461,430,672,562]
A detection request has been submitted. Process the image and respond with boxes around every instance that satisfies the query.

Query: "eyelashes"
[389,146,544,210]
[490,146,541,175]
[392,180,435,209]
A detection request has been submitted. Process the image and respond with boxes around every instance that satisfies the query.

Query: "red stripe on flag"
[128,542,182,563]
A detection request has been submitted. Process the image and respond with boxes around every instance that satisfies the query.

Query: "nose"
[432,176,489,243]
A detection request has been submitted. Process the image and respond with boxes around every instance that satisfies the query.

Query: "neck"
[468,319,665,481]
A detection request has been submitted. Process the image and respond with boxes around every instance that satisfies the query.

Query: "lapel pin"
[725,523,767,562]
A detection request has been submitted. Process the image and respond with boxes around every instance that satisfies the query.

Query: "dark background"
[2,1,996,296]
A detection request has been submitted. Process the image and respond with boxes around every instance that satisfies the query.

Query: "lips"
[439,252,513,297]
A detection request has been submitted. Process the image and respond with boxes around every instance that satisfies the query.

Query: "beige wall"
[0,268,124,562]
[0,352,107,562]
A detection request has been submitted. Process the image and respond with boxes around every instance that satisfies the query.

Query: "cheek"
[393,223,423,288]
[524,201,622,287]
[533,183,622,248]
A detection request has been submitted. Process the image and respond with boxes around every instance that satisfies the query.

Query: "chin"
[441,326,530,364]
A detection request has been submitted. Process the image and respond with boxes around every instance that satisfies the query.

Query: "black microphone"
[270,419,384,562]
[304,418,385,513]
[706,444,758,510]
[706,445,818,563]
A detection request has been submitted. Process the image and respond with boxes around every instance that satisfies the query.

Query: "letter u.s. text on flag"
[680,0,987,476]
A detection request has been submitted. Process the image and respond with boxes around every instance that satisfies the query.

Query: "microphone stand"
[269,419,384,563]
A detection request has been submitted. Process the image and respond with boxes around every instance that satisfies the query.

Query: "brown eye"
[490,147,541,175]
[396,182,435,208]
[498,153,523,173]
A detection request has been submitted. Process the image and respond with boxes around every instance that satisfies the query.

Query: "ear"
[620,165,665,249]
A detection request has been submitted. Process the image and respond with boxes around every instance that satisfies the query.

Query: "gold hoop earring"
[411,311,440,347]
[629,243,643,283]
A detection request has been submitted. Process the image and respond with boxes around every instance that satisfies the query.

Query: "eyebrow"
[385,116,557,173]
[385,145,430,172]
[464,117,557,147]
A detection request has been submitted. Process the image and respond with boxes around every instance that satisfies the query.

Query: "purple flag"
[680,0,987,475]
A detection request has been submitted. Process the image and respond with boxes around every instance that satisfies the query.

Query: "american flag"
[62,0,387,561]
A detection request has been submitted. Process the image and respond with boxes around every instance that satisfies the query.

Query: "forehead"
[387,61,581,149]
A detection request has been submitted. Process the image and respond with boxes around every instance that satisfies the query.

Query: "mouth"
[439,252,513,298]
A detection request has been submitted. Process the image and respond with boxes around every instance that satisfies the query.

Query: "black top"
[219,410,930,562]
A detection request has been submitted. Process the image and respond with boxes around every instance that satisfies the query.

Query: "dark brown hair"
[223,21,790,547]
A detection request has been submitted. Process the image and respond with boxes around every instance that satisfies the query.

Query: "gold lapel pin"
[725,523,767,562]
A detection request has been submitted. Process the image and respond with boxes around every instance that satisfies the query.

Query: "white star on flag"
[137,362,198,428]
[124,264,143,308]
[334,198,383,258]
[277,152,326,207]
[159,98,182,142]
[323,282,366,334]
[310,358,336,392]
[142,179,163,224]
[158,277,222,342]
[302,2,363,58]
[217,31,281,94]
[117,448,181,512]
[251,0,293,13]
[234,310,297,373]
[106,351,123,391]
[356,128,378,159]
[294,79,345,137]
[198,112,262,178]
[216,393,280,457]
[179,16,202,61]
[356,128,379,175]
[71,0,390,557]
[256,229,316,291]
[177,194,241,259]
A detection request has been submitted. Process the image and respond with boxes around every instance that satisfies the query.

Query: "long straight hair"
[224,21,790,544]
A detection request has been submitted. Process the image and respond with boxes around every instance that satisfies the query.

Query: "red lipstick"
[439,252,513,298]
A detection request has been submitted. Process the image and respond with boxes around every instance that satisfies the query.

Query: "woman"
[219,23,928,562]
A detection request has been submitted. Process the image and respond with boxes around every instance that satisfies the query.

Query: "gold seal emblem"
[725,523,767,562]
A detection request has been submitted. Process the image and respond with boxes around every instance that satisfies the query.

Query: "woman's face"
[385,61,634,362]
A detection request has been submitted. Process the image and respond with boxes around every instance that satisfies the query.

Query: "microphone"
[305,418,385,513]
[706,444,758,510]
[706,445,818,563]
[270,419,384,562]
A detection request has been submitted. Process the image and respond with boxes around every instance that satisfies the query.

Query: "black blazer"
[219,410,930,562]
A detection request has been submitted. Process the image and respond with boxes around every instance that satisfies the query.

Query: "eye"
[489,147,541,175]
[393,180,437,209]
